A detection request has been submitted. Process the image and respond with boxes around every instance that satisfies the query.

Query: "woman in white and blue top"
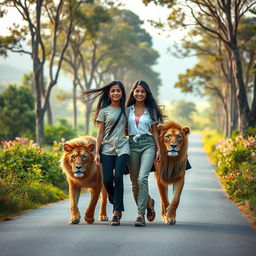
[126,80,165,227]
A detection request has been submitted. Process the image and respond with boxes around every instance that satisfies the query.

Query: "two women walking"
[82,80,164,227]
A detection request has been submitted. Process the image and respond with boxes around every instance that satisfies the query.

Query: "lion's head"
[157,121,190,184]
[159,121,190,160]
[61,136,96,179]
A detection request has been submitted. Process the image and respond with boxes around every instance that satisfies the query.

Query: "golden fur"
[60,136,108,224]
[155,121,190,224]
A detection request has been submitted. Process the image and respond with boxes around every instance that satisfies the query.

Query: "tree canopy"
[0,85,35,140]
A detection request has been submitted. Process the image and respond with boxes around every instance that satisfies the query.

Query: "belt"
[129,134,149,142]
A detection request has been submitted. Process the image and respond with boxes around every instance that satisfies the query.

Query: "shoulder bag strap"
[105,110,123,139]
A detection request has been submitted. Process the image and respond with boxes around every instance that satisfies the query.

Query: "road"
[0,133,255,256]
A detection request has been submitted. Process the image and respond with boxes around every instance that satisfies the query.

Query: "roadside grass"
[0,180,68,219]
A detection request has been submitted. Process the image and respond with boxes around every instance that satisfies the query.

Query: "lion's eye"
[165,135,170,141]
[71,155,76,161]
[177,135,182,141]
[81,155,87,161]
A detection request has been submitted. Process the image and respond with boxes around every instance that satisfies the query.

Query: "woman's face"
[108,84,123,103]
[133,85,147,103]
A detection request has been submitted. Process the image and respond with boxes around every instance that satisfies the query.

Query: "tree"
[60,3,111,130]
[173,16,256,136]
[143,0,256,132]
[61,7,161,134]
[170,100,197,125]
[0,85,35,140]
[0,0,84,144]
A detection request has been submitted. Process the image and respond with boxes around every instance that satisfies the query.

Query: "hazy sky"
[0,0,204,105]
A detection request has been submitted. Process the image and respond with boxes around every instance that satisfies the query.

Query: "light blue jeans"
[128,135,156,215]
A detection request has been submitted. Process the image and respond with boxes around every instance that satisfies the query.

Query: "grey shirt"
[96,106,130,156]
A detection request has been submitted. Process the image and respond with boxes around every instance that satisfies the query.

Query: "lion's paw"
[165,217,176,225]
[99,216,109,221]
[162,215,167,222]
[69,217,80,224]
[84,217,95,224]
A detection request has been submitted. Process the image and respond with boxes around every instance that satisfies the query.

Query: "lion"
[60,136,108,224]
[155,121,190,225]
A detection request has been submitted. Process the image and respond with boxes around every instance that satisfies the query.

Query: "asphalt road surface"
[0,133,255,256]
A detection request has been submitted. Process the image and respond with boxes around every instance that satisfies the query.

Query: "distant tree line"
[0,0,161,143]
[144,0,256,136]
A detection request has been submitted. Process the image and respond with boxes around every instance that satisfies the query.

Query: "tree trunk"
[36,108,44,145]
[229,65,238,134]
[84,101,92,135]
[248,63,256,127]
[34,68,44,144]
[73,81,77,128]
[46,98,53,125]
[231,44,251,132]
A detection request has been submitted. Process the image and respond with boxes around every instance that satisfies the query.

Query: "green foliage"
[0,137,68,217]
[74,4,111,37]
[215,135,256,211]
[245,127,256,137]
[0,180,67,218]
[0,137,67,190]
[171,100,197,122]
[0,85,35,141]
[44,119,77,145]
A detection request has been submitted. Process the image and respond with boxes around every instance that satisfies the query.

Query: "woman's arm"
[95,121,104,165]
[152,123,161,161]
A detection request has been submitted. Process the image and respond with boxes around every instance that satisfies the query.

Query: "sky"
[0,0,205,106]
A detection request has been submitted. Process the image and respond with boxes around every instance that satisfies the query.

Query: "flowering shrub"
[216,135,256,211]
[0,137,66,188]
[0,137,68,217]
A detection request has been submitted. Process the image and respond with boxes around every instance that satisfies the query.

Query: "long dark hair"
[81,81,126,124]
[126,80,165,123]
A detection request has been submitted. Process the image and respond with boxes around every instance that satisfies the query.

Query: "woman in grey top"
[82,81,129,226]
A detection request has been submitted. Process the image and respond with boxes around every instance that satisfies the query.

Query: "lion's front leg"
[69,184,81,224]
[99,185,108,221]
[84,186,101,224]
[157,178,169,222]
[166,176,184,225]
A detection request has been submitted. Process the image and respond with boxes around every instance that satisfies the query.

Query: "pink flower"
[248,176,253,181]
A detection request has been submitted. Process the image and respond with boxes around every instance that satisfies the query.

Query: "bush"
[0,180,67,217]
[44,119,77,145]
[215,135,256,211]
[0,137,67,190]
[0,137,68,217]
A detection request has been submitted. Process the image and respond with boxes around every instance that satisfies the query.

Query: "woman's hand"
[95,153,101,166]
[155,150,161,162]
